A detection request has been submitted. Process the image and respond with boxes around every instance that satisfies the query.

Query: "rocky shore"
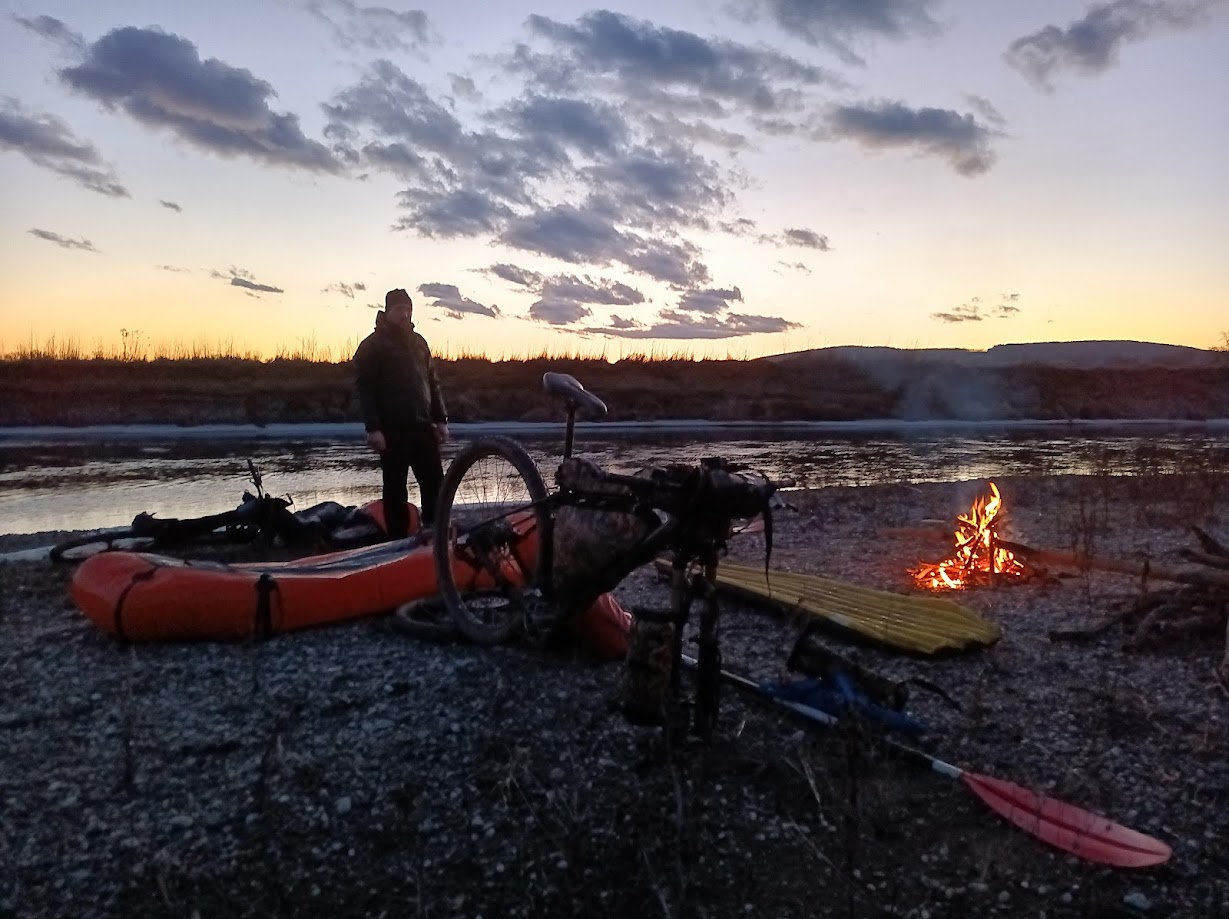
[1,474,1226,917]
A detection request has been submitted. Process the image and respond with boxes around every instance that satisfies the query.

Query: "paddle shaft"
[683,654,1171,867]
[680,653,963,778]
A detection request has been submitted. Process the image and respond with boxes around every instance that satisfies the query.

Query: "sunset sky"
[2,0,1226,360]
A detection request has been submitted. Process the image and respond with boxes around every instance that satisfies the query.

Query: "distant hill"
[761,340,1223,371]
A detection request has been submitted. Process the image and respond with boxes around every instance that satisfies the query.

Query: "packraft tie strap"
[253,574,281,640]
[113,564,160,642]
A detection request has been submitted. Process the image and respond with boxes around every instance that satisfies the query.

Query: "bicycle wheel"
[434,437,552,645]
[49,528,143,563]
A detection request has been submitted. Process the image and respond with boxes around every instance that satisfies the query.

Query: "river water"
[1,420,1227,535]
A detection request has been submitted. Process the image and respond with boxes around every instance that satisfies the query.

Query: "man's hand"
[366,430,387,453]
[434,423,450,445]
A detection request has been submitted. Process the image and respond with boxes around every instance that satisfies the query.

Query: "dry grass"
[0,335,751,366]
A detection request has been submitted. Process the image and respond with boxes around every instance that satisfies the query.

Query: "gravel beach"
[1,473,1226,918]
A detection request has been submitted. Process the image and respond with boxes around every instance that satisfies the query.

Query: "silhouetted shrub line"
[1,357,1226,426]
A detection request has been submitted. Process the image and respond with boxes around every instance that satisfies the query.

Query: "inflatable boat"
[69,513,632,658]
[71,513,539,643]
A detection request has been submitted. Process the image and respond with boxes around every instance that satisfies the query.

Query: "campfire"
[911,482,1028,590]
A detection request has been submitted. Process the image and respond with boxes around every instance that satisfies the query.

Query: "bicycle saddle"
[542,372,607,415]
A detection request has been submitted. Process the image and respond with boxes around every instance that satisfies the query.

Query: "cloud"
[824,101,1000,176]
[586,308,799,340]
[158,199,182,212]
[0,97,129,196]
[322,281,366,298]
[500,204,710,286]
[489,263,656,327]
[303,0,431,51]
[395,188,516,238]
[932,294,1023,323]
[727,0,941,65]
[326,62,558,233]
[449,74,480,102]
[775,227,831,250]
[13,14,86,52]
[320,12,845,329]
[677,287,743,314]
[28,228,98,251]
[1005,0,1222,91]
[639,111,750,151]
[210,267,283,293]
[582,284,794,340]
[231,277,283,293]
[583,142,729,232]
[529,299,592,325]
[518,11,842,113]
[776,260,812,275]
[965,94,1006,128]
[496,94,628,159]
[995,293,1022,317]
[59,26,339,172]
[541,274,645,307]
[417,282,499,318]
[490,263,543,288]
[931,303,983,323]
[156,264,190,272]
[488,264,650,324]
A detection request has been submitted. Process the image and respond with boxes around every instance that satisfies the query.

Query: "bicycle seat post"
[563,400,578,459]
[542,372,607,460]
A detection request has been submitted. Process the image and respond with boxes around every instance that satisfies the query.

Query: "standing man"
[354,288,450,539]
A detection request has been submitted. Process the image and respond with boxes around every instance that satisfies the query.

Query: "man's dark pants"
[380,425,444,539]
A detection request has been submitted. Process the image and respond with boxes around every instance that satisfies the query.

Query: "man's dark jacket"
[353,312,448,435]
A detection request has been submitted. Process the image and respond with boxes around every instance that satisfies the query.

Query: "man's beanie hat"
[385,288,412,309]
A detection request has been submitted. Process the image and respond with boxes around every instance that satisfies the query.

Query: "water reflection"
[1,425,1226,535]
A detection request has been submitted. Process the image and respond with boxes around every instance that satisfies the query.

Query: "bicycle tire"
[433,436,551,645]
[49,527,141,563]
[385,598,464,644]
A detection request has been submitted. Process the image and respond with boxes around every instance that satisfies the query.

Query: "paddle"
[681,654,1172,869]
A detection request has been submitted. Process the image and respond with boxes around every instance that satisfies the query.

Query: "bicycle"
[431,372,790,738]
[49,460,313,562]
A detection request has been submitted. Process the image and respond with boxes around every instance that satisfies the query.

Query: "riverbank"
[5,416,1229,447]
[2,474,1226,917]
[3,354,1227,426]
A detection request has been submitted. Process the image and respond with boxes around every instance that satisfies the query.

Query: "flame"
[911,482,1027,590]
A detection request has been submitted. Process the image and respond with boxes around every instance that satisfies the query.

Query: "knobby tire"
[433,437,552,645]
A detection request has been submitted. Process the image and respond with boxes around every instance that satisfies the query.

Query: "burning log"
[910,483,1029,590]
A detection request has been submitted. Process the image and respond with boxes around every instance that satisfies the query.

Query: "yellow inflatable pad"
[669,560,1002,655]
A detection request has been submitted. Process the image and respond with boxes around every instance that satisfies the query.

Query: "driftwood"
[1179,549,1229,572]
[999,541,1229,589]
[1193,524,1229,557]
[1017,531,1229,685]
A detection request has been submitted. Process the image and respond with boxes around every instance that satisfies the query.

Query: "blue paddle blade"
[760,677,928,735]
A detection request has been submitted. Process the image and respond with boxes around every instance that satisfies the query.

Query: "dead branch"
[1179,549,1229,572]
[1192,525,1229,558]
[1000,541,1229,588]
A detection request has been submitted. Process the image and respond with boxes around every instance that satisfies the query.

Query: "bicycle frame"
[437,372,784,738]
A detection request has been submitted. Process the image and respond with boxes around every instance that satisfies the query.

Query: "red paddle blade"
[961,773,1172,868]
